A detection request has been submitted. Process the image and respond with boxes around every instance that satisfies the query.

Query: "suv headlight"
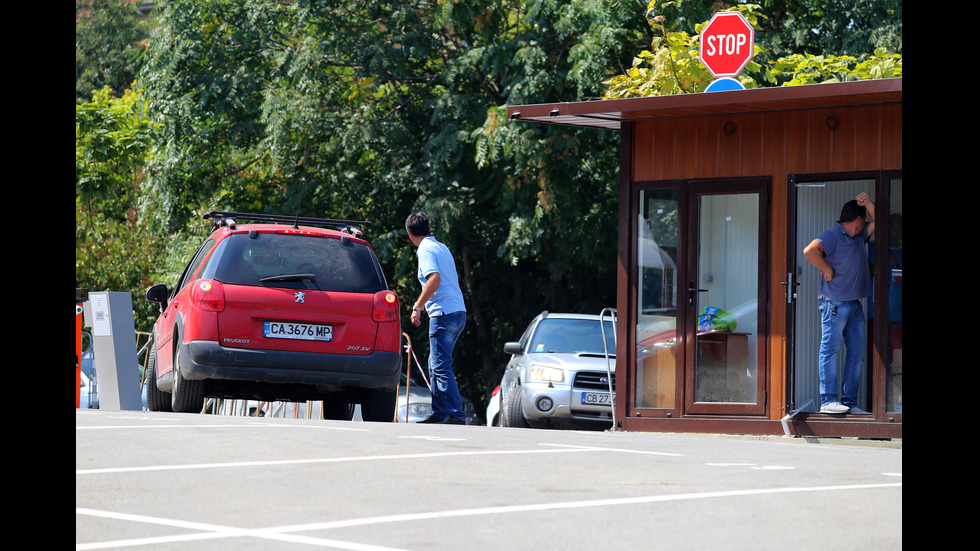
[397,402,433,422]
[528,364,564,383]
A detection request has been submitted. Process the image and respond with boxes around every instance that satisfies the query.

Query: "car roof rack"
[204,211,372,236]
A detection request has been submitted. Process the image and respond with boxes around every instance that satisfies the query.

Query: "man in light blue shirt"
[803,192,875,414]
[406,212,467,424]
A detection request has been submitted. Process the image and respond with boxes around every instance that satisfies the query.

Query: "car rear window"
[529,319,616,355]
[208,232,386,293]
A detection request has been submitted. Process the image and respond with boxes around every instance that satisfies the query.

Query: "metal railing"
[599,307,618,430]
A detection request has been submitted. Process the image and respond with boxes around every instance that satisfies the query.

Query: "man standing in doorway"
[406,212,468,424]
[803,192,875,414]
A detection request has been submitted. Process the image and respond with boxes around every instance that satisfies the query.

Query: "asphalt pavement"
[76,408,902,550]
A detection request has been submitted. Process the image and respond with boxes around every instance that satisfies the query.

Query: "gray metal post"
[83,291,143,411]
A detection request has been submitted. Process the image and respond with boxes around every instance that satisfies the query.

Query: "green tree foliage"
[75,0,153,102]
[76,205,171,335]
[76,86,160,220]
[773,0,901,57]
[766,48,902,85]
[631,0,901,59]
[604,1,901,99]
[76,86,167,332]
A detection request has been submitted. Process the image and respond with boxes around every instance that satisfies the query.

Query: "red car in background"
[144,211,401,421]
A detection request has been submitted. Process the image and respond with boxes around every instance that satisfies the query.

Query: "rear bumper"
[182,340,402,390]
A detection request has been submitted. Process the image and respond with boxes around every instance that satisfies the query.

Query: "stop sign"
[699,11,754,78]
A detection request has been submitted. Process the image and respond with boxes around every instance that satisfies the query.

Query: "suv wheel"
[145,343,172,412]
[502,386,529,428]
[360,388,396,422]
[171,337,206,413]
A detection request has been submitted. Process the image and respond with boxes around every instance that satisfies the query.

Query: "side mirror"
[145,284,169,311]
[503,342,523,355]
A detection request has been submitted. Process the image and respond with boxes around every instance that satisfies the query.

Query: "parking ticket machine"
[83,291,143,411]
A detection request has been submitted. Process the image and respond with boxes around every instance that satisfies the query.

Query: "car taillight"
[373,290,399,322]
[191,279,225,312]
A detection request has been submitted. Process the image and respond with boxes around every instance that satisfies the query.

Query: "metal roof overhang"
[506,78,902,130]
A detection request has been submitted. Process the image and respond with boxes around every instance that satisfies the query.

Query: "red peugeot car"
[144,211,401,420]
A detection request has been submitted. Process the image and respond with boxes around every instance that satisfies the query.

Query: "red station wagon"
[144,211,402,421]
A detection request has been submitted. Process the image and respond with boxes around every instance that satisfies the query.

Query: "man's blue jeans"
[428,311,466,420]
[818,299,866,407]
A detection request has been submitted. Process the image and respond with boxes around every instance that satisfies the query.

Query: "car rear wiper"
[258,273,316,283]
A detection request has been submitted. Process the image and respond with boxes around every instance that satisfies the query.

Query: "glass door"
[883,177,902,414]
[632,179,768,418]
[685,182,768,415]
[634,188,680,413]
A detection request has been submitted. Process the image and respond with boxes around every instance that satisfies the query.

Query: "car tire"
[321,399,355,421]
[171,337,206,413]
[501,386,529,428]
[145,344,172,412]
[361,388,396,422]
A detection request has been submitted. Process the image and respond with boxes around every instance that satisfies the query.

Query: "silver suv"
[496,312,615,429]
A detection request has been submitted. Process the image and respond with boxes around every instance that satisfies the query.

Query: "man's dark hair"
[405,212,431,237]
[838,200,866,224]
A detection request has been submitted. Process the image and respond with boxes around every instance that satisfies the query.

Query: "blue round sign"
[704,77,746,93]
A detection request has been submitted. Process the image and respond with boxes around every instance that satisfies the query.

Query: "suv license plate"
[581,392,611,405]
[264,321,333,342]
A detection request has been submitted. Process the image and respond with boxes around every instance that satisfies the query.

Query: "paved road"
[76,409,901,550]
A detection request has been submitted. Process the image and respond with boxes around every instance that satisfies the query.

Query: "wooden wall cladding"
[631,102,902,182]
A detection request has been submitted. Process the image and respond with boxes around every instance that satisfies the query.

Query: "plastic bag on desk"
[698,306,737,332]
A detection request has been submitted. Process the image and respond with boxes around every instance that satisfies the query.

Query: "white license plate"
[581,392,611,405]
[264,321,333,342]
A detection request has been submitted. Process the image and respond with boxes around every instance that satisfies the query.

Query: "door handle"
[164,301,178,317]
[780,272,800,304]
[687,282,708,306]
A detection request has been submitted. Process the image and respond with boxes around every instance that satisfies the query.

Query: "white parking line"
[541,442,684,457]
[75,507,410,551]
[75,447,601,476]
[76,423,370,431]
[76,482,901,550]
[271,482,903,533]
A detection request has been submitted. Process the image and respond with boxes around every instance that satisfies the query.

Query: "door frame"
[683,178,770,416]
[628,177,770,419]
[785,170,902,420]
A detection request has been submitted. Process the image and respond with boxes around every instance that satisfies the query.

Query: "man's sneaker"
[820,402,850,414]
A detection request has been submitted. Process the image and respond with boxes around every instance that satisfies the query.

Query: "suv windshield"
[528,318,616,355]
[209,233,385,293]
